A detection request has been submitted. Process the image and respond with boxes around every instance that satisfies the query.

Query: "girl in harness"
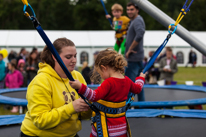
[70,48,145,137]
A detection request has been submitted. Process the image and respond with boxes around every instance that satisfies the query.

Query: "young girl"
[18,59,27,87]
[5,59,23,113]
[70,48,145,137]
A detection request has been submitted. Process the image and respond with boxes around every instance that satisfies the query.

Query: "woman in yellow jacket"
[20,38,92,137]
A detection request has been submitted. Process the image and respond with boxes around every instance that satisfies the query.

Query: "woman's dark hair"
[40,38,75,68]
[19,48,25,55]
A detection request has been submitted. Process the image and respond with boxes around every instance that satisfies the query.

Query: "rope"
[174,0,194,26]
[99,0,113,28]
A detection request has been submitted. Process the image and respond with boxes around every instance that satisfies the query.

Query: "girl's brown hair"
[40,38,75,68]
[92,48,127,82]
[10,59,17,69]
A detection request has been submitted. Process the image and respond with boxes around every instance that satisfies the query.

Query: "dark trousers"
[125,61,145,101]
[20,132,79,137]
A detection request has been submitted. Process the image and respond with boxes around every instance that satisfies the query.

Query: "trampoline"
[1,109,206,137]
[1,85,206,108]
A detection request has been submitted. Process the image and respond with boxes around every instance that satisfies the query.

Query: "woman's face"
[31,52,37,60]
[58,46,77,72]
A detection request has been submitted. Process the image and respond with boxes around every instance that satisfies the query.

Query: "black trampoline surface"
[1,88,206,101]
[134,88,206,101]
[1,90,27,99]
[1,118,206,137]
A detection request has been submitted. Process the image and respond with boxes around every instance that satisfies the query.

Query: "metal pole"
[132,0,206,55]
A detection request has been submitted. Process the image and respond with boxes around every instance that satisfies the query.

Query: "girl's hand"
[69,80,82,89]
[72,98,89,112]
[140,72,146,78]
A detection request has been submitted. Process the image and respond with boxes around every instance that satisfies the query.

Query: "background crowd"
[0,47,40,113]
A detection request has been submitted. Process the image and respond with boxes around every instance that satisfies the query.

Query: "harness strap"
[93,102,127,114]
[92,101,131,137]
[115,29,127,34]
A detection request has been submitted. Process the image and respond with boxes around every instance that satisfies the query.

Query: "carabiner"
[23,3,36,20]
[168,24,177,35]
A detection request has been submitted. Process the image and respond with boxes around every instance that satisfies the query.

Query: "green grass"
[0,67,206,115]
[174,66,206,86]
[0,105,27,115]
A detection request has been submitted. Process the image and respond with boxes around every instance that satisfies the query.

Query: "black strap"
[93,102,127,114]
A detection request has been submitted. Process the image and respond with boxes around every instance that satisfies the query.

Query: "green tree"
[0,0,205,31]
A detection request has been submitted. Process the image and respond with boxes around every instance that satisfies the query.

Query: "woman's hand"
[69,80,82,89]
[72,98,90,112]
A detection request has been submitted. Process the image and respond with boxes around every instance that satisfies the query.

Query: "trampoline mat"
[1,118,206,137]
[134,88,206,101]
[1,90,27,99]
[1,88,206,101]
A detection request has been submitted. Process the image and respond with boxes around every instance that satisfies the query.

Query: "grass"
[174,66,206,86]
[0,105,27,115]
[0,67,206,115]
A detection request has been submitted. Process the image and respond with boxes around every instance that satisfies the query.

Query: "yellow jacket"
[21,63,92,137]
[113,16,130,38]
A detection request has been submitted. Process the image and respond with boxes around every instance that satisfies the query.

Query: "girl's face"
[58,46,77,72]
[19,63,25,68]
[31,52,37,60]
[8,63,12,70]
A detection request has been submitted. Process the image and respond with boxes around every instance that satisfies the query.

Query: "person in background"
[91,51,101,84]
[185,49,197,68]
[159,47,178,85]
[125,2,145,101]
[0,53,6,89]
[20,38,91,137]
[81,61,91,84]
[5,59,23,113]
[32,47,38,55]
[26,50,39,84]
[18,59,27,87]
[17,48,27,63]
[106,3,130,55]
[8,50,17,62]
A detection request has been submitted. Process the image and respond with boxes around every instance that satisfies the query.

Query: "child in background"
[0,49,8,89]
[106,3,130,55]
[18,59,27,87]
[5,59,23,113]
[70,48,145,137]
[0,53,6,89]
